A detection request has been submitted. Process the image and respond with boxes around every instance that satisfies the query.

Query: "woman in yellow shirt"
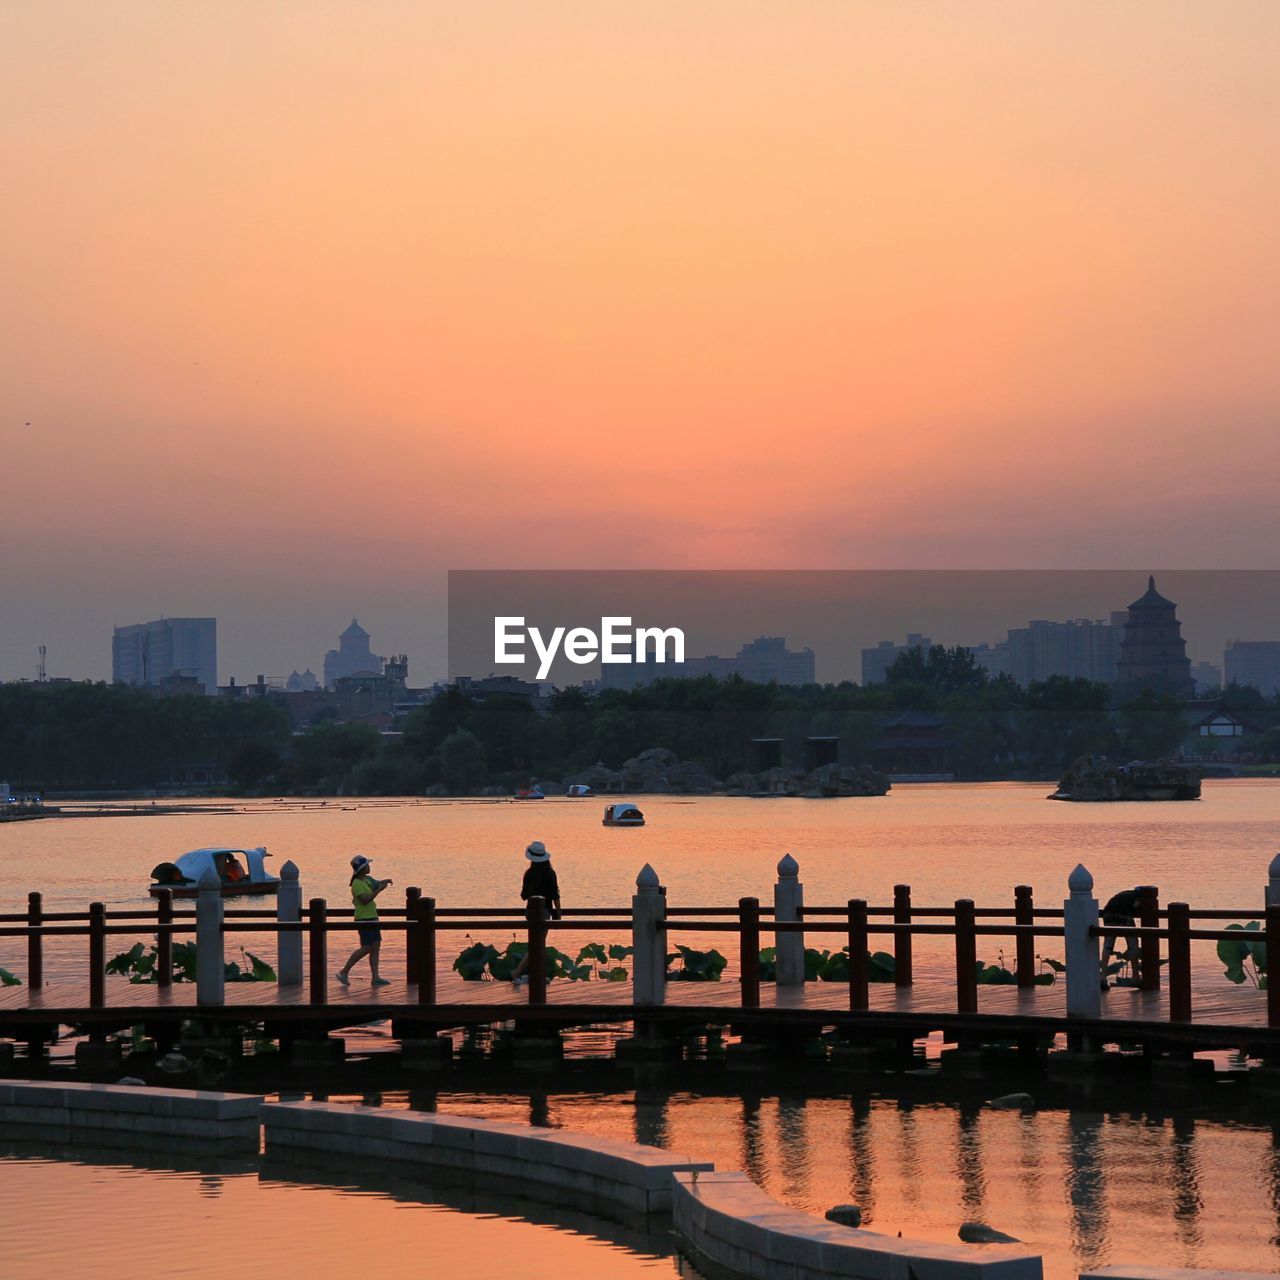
[336,854,393,987]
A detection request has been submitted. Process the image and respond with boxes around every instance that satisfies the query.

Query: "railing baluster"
[416,896,436,1007]
[156,889,173,988]
[1167,902,1191,1023]
[848,898,869,1011]
[1139,884,1160,990]
[405,885,421,984]
[893,884,912,987]
[309,897,327,1005]
[1268,906,1280,1030]
[739,897,761,1009]
[1015,884,1035,988]
[27,891,42,990]
[89,901,106,1008]
[955,899,977,1014]
[527,896,547,1006]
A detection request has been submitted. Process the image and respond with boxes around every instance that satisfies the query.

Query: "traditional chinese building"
[1116,576,1194,697]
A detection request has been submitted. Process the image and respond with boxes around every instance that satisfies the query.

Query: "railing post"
[955,899,977,1014]
[774,853,804,986]
[526,895,547,1006]
[893,884,912,987]
[1267,853,1280,910]
[405,885,421,984]
[196,870,225,1007]
[156,889,174,989]
[1064,864,1101,1019]
[739,896,761,1009]
[1138,884,1160,990]
[1167,902,1192,1023]
[847,898,869,1012]
[308,896,327,1005]
[415,896,436,1006]
[1267,905,1280,1030]
[1014,884,1035,988]
[89,901,106,1009]
[632,863,666,1006]
[27,891,42,990]
[276,860,303,986]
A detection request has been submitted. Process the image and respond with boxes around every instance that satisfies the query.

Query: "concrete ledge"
[262,1100,713,1214]
[0,1080,263,1154]
[673,1170,1044,1280]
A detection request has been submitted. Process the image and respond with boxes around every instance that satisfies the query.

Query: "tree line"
[3,648,1279,795]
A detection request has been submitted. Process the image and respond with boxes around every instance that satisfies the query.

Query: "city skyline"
[3,3,1280,686]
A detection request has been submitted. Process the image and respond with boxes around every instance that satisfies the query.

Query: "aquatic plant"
[666,944,728,981]
[1218,922,1268,988]
[0,967,21,986]
[105,941,276,984]
[451,940,629,981]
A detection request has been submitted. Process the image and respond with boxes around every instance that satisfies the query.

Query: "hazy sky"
[2,3,1278,684]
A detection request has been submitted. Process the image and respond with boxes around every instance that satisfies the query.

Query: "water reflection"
[1065,1111,1107,1271]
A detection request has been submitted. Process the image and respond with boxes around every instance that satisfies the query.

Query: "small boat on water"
[149,847,280,897]
[515,784,545,800]
[566,784,594,797]
[602,801,645,827]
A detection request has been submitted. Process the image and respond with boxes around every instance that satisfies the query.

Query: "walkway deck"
[2,970,1272,1052]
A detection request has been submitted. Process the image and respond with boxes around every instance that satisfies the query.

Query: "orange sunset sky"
[1,2,1278,683]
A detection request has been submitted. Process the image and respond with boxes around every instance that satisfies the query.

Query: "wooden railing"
[4,857,1280,1032]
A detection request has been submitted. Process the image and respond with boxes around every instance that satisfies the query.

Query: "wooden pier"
[4,857,1280,1063]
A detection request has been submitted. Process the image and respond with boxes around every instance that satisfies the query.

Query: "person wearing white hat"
[336,854,393,987]
[512,841,562,986]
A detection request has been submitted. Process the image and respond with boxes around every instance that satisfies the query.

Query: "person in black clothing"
[513,840,561,986]
[1100,886,1144,989]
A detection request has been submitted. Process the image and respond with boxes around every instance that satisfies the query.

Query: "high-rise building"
[1224,641,1280,696]
[1116,576,1194,697]
[112,617,217,694]
[861,635,932,685]
[323,619,386,690]
[1190,660,1222,694]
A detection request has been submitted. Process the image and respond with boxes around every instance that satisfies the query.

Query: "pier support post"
[1064,864,1101,1020]
[196,869,225,1007]
[774,854,805,986]
[632,864,666,1006]
[277,860,303,986]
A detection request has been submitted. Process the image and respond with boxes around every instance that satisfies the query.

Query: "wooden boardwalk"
[2,968,1273,1052]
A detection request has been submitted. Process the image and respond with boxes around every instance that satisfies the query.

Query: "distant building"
[112,617,217,694]
[286,668,320,692]
[861,635,932,685]
[870,712,955,779]
[1224,641,1280,696]
[323,619,385,690]
[1190,661,1222,695]
[1116,576,1194,697]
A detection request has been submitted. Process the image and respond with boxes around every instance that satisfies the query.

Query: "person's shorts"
[357,923,382,946]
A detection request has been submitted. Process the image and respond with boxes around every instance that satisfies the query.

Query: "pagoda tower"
[1116,576,1194,697]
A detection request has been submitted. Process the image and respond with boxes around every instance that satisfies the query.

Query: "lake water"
[3,781,1280,1278]
[0,1145,696,1279]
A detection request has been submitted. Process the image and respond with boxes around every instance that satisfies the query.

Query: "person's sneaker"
[335,971,350,987]
[371,977,391,987]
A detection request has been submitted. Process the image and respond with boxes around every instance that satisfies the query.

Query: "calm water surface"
[4,782,1280,1278]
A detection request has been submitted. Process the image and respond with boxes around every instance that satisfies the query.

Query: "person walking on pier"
[336,854,393,987]
[512,840,561,987]
[1099,886,1143,990]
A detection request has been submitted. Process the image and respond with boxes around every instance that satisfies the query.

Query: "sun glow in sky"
[2,2,1278,681]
